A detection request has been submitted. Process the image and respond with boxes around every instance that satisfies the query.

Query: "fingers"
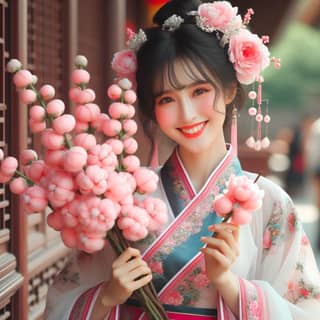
[211,223,240,241]
[200,247,230,268]
[130,274,153,291]
[201,223,240,263]
[201,236,238,262]
[112,247,141,268]
[125,264,152,282]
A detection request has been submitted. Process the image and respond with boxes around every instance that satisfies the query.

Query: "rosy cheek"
[155,107,176,128]
[198,92,216,113]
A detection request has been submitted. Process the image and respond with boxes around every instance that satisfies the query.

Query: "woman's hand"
[200,223,239,287]
[101,247,152,307]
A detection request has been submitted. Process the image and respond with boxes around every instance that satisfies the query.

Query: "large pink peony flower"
[111,49,137,76]
[228,29,270,85]
[198,2,238,32]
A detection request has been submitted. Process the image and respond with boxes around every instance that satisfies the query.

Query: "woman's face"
[154,59,232,156]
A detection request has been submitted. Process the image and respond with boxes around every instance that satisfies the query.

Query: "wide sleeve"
[239,176,320,320]
[44,245,116,320]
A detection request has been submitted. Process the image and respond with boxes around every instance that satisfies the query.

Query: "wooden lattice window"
[26,1,71,318]
[0,1,24,319]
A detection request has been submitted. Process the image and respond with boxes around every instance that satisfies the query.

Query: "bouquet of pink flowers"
[5,56,169,319]
[213,174,264,225]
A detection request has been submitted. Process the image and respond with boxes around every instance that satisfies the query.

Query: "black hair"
[136,0,246,136]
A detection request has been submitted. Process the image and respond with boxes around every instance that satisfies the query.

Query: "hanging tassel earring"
[231,106,238,156]
[245,76,272,151]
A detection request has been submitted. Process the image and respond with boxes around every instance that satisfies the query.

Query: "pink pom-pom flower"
[106,139,124,155]
[102,119,122,137]
[87,144,117,171]
[123,137,138,154]
[30,105,46,122]
[122,155,140,172]
[20,149,38,165]
[124,90,137,104]
[76,165,108,195]
[24,160,47,183]
[107,84,122,100]
[133,167,159,194]
[69,87,82,103]
[117,205,150,241]
[46,99,65,117]
[22,185,48,213]
[140,197,168,231]
[9,177,28,194]
[47,170,75,208]
[1,156,18,176]
[64,146,88,173]
[29,119,47,133]
[105,171,133,202]
[47,211,64,231]
[122,119,138,136]
[77,197,119,233]
[77,89,96,104]
[212,174,264,225]
[73,133,97,150]
[0,171,12,183]
[20,89,37,104]
[39,84,55,100]
[41,129,65,150]
[44,149,66,168]
[53,114,76,134]
[109,102,130,119]
[71,69,90,85]
[13,69,33,88]
[74,103,101,123]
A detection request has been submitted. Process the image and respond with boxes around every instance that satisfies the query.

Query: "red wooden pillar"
[10,1,29,319]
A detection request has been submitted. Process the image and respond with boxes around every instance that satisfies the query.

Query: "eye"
[193,87,209,96]
[158,96,174,105]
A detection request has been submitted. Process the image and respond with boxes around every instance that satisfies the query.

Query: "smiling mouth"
[179,121,207,138]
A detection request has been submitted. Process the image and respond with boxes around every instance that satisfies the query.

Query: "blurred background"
[1,0,320,319]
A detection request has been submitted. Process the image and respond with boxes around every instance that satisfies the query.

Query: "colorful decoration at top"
[145,0,169,26]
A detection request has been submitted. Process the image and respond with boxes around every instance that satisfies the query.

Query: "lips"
[179,121,207,138]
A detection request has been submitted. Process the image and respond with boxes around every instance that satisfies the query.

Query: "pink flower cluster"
[197,2,271,85]
[5,56,168,253]
[212,174,264,225]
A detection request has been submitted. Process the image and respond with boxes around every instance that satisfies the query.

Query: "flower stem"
[63,134,73,149]
[14,170,35,186]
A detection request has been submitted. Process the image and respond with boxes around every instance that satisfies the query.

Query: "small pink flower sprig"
[213,174,264,225]
[5,56,168,253]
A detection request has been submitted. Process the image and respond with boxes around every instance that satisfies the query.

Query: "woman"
[45,1,320,319]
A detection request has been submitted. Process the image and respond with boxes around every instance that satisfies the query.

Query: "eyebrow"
[154,80,209,98]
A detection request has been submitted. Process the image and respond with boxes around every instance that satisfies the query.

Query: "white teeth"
[180,122,205,134]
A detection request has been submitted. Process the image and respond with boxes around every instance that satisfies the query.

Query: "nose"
[179,94,196,122]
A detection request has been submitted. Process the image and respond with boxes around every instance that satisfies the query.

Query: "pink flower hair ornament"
[111,2,279,87]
